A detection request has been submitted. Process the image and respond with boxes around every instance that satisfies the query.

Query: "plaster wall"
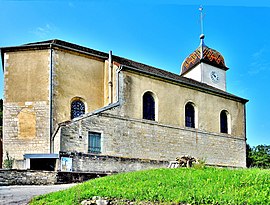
[182,63,226,91]
[3,50,50,160]
[183,64,202,82]
[59,70,246,168]
[103,61,118,105]
[120,71,245,137]
[4,50,50,103]
[52,49,105,128]
[202,63,226,91]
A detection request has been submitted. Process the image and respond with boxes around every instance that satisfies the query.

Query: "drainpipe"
[50,54,123,152]
[49,44,54,153]
[116,65,123,103]
[108,51,113,104]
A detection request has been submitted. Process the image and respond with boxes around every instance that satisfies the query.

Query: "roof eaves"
[0,39,109,63]
[1,43,51,52]
[200,59,229,71]
[50,41,108,60]
[120,64,248,104]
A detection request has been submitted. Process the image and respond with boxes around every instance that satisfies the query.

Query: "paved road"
[0,183,77,205]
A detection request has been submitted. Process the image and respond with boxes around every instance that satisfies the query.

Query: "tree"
[247,144,270,169]
[246,144,253,167]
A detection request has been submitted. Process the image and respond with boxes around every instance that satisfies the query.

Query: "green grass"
[30,167,270,205]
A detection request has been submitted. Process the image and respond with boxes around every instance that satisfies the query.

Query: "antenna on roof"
[199,5,205,40]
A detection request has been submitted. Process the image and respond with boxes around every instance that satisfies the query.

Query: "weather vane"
[199,5,205,37]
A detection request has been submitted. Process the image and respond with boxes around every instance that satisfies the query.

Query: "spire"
[180,6,228,76]
[199,6,206,45]
[199,5,204,39]
[199,6,205,58]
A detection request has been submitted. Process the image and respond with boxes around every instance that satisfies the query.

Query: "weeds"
[3,151,14,169]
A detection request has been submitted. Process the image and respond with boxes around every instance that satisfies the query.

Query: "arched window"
[185,102,195,128]
[143,92,155,121]
[71,99,85,119]
[220,110,228,133]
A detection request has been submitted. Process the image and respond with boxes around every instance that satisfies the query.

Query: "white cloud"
[248,47,270,76]
[31,24,56,38]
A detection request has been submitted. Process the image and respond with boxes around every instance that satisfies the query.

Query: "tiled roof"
[113,55,247,103]
[181,36,229,75]
[0,39,248,103]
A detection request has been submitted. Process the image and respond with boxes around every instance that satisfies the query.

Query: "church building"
[0,35,248,169]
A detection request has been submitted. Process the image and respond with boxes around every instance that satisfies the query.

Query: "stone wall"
[59,109,246,168]
[3,50,51,165]
[59,151,169,173]
[0,169,112,185]
[0,170,57,185]
[3,102,50,162]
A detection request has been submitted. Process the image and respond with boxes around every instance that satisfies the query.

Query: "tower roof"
[181,35,228,75]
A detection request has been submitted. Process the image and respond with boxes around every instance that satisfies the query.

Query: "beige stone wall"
[60,111,246,168]
[52,49,105,128]
[120,71,245,138]
[3,50,50,160]
[59,69,246,168]
[2,48,114,163]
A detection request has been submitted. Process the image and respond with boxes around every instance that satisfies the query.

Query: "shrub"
[3,151,14,169]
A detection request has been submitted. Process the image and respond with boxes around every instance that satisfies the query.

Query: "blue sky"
[0,0,269,146]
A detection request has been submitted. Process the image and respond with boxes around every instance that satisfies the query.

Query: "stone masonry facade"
[0,170,57,185]
[59,107,246,168]
[3,101,50,162]
[60,151,169,173]
[2,50,51,167]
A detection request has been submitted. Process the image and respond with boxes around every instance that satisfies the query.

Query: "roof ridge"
[1,39,247,103]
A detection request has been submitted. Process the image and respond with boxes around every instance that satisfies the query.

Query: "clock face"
[210,71,219,83]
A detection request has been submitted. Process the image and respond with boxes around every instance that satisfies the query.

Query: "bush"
[247,144,270,169]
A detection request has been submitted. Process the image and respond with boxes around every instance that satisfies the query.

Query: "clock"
[210,71,219,83]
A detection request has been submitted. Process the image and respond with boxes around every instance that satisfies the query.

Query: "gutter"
[0,41,108,66]
[108,51,113,104]
[50,42,108,60]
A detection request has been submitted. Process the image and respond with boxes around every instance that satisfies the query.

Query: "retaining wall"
[0,169,57,186]
[60,151,169,173]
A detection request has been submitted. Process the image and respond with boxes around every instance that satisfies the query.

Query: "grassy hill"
[30,167,270,205]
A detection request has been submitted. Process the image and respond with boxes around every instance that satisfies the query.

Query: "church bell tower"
[180,7,229,91]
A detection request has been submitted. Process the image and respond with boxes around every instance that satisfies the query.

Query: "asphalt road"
[0,183,77,205]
